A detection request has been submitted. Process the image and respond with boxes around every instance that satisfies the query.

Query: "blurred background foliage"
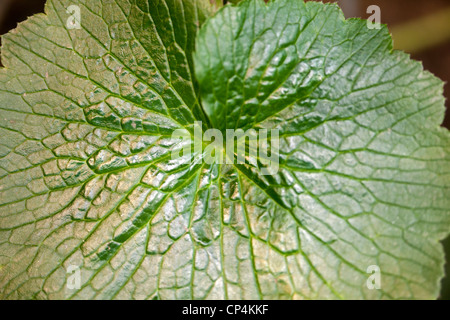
[0,0,449,300]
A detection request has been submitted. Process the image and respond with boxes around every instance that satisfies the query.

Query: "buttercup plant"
[0,0,449,300]
[171,121,280,174]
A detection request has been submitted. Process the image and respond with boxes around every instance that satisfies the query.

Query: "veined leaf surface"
[0,0,449,299]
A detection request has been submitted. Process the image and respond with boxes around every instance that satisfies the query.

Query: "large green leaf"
[0,0,449,300]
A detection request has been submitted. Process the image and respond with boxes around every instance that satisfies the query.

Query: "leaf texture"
[0,0,449,300]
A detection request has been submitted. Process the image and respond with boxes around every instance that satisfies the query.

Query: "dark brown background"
[1,0,449,300]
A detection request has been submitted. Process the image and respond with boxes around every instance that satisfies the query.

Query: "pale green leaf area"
[0,0,449,300]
